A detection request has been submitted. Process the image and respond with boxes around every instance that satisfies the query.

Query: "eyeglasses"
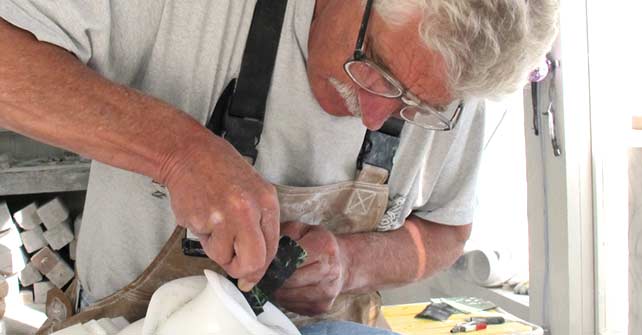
[343,0,464,131]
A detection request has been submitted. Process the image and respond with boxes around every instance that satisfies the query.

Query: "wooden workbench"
[382,303,542,335]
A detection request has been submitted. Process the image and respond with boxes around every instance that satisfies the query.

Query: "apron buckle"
[223,115,263,163]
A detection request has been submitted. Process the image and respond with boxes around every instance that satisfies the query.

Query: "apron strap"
[207,1,405,174]
[207,0,289,164]
[356,164,389,184]
[191,0,288,255]
[357,118,404,183]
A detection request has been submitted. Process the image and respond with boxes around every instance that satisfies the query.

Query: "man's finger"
[280,221,310,241]
[289,236,324,268]
[281,262,326,289]
[260,207,280,268]
[224,221,266,285]
[274,280,338,302]
[201,232,234,267]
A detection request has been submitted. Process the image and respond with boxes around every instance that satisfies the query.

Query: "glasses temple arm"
[354,0,375,59]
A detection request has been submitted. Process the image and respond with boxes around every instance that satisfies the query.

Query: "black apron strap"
[357,118,404,179]
[206,0,404,174]
[190,0,288,256]
[207,0,289,163]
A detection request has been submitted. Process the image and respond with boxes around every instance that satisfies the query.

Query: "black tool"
[465,316,505,325]
[228,236,307,315]
[184,235,307,315]
[415,302,462,321]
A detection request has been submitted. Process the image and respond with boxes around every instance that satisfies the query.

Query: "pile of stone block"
[0,198,80,306]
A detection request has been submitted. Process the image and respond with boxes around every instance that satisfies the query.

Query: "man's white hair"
[373,0,559,99]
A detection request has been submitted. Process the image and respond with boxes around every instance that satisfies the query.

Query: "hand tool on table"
[465,316,505,325]
[450,321,488,333]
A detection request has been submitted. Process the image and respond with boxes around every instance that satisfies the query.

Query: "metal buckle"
[357,130,401,174]
[223,116,263,164]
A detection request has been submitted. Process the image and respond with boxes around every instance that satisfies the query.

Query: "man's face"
[307,0,452,130]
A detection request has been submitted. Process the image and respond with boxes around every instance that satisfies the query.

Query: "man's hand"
[161,135,280,291]
[273,222,350,316]
[0,17,278,291]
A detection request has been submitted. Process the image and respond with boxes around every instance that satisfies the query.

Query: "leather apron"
[38,163,391,334]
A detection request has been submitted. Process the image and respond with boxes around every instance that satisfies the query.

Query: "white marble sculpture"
[53,270,301,335]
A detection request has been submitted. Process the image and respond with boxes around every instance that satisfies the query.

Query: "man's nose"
[357,89,400,130]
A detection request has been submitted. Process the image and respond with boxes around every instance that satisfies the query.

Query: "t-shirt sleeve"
[0,0,110,64]
[410,101,486,226]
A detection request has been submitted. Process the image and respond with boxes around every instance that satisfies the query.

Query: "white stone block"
[31,247,74,289]
[33,281,55,304]
[51,323,92,335]
[37,198,70,230]
[43,221,74,250]
[97,318,120,334]
[0,275,7,298]
[19,262,43,287]
[20,226,48,253]
[110,317,130,331]
[84,319,108,335]
[0,245,11,274]
[73,213,83,237]
[13,203,42,230]
[0,201,14,232]
[0,222,22,248]
[31,247,59,274]
[69,239,77,261]
[5,274,20,298]
[19,289,34,304]
[47,261,75,289]
[0,241,27,274]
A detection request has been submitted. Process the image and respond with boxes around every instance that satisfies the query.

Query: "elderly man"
[0,0,557,333]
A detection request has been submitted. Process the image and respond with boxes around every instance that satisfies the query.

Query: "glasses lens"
[345,61,402,98]
[400,106,450,130]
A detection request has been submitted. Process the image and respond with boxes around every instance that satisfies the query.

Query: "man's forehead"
[368,20,453,107]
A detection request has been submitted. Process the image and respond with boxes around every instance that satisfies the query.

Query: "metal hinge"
[530,54,562,157]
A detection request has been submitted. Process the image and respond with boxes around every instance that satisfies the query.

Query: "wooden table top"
[382,303,541,335]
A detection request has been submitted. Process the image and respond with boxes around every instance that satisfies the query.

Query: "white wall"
[629,148,642,334]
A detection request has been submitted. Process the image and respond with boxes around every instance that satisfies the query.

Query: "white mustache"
[328,77,361,117]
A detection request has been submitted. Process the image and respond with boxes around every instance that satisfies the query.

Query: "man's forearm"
[0,19,211,183]
[338,216,471,294]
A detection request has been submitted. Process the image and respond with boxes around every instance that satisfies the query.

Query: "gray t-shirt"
[1,0,485,300]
